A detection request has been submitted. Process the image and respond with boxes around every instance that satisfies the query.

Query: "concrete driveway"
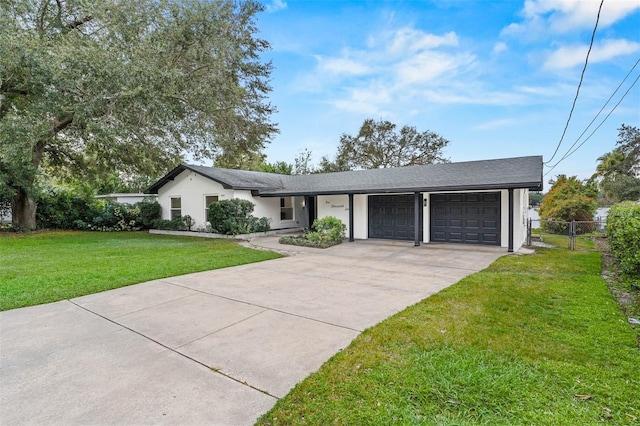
[1,238,504,425]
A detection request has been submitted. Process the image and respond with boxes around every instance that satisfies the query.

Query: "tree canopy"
[591,124,640,203]
[319,119,450,172]
[0,0,277,229]
[539,175,598,223]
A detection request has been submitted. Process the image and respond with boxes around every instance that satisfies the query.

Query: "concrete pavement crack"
[68,299,279,400]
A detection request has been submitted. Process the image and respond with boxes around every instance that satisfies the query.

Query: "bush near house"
[606,201,640,277]
[280,216,346,248]
[539,175,598,234]
[34,187,161,231]
[207,198,270,235]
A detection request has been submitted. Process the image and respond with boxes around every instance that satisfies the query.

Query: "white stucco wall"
[514,188,529,249]
[353,194,368,239]
[317,195,351,235]
[501,188,528,251]
[156,170,303,230]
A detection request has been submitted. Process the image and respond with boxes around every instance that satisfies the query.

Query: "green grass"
[0,231,281,311]
[258,245,639,425]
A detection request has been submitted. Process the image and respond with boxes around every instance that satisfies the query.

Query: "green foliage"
[35,187,101,229]
[319,118,450,172]
[35,188,159,231]
[592,125,640,202]
[606,202,640,277]
[539,175,598,233]
[207,198,270,235]
[260,161,293,175]
[528,191,543,206]
[293,148,315,175]
[279,216,346,248]
[0,231,281,311]
[137,199,162,229]
[279,235,342,248]
[87,202,141,231]
[152,218,186,231]
[182,215,195,231]
[1,0,276,229]
[308,216,346,242]
[600,174,640,203]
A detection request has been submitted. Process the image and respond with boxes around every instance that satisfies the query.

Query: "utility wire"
[544,56,640,169]
[543,70,640,177]
[545,0,604,165]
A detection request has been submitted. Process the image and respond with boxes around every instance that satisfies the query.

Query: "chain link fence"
[527,218,607,251]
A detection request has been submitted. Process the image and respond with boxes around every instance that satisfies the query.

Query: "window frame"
[204,195,219,221]
[280,197,294,221]
[170,197,181,220]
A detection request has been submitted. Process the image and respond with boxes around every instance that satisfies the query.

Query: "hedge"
[606,201,640,277]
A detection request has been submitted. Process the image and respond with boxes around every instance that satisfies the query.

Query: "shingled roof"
[146,156,543,195]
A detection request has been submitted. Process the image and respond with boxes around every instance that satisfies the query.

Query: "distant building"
[95,193,157,205]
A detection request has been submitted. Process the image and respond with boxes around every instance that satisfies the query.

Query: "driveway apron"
[1,238,504,425]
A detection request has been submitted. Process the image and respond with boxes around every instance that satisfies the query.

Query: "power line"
[543,70,640,177]
[545,0,605,165]
[544,56,640,170]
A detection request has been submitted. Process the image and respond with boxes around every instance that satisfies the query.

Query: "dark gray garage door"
[368,194,418,240]
[430,192,500,245]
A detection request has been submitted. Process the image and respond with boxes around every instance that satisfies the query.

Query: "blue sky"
[255,0,640,182]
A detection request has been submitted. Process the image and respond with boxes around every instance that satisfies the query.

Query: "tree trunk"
[11,187,38,230]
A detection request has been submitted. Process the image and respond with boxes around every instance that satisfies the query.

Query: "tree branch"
[52,113,74,134]
[66,15,93,30]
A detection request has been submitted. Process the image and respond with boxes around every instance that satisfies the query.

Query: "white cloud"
[543,38,640,70]
[265,0,287,13]
[473,118,519,130]
[316,56,371,76]
[294,26,479,115]
[395,51,475,84]
[331,85,393,116]
[493,42,508,55]
[503,0,640,37]
[386,28,459,54]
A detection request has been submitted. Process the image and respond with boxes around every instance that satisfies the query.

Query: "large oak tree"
[319,119,450,172]
[0,0,277,229]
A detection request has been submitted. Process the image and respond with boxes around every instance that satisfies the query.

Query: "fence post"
[569,220,576,251]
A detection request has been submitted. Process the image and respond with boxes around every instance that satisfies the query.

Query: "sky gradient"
[255,0,640,183]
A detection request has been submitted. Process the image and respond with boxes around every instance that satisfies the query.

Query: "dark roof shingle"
[146,156,543,195]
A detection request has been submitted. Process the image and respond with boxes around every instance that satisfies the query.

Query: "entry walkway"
[1,238,504,425]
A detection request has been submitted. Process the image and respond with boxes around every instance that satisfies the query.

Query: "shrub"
[539,175,598,234]
[279,216,345,248]
[307,216,346,242]
[606,201,640,277]
[182,215,195,231]
[136,199,161,229]
[36,187,100,229]
[207,198,270,235]
[36,188,149,231]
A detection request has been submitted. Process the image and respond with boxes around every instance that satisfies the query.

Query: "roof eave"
[144,164,236,194]
[256,181,543,197]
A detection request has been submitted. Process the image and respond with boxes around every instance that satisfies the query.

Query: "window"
[204,195,219,221]
[170,197,181,219]
[280,197,294,221]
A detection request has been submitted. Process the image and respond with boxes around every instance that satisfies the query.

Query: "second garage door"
[430,192,501,245]
[368,194,418,240]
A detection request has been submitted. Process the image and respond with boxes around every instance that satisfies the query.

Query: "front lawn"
[258,245,639,424]
[0,231,281,311]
